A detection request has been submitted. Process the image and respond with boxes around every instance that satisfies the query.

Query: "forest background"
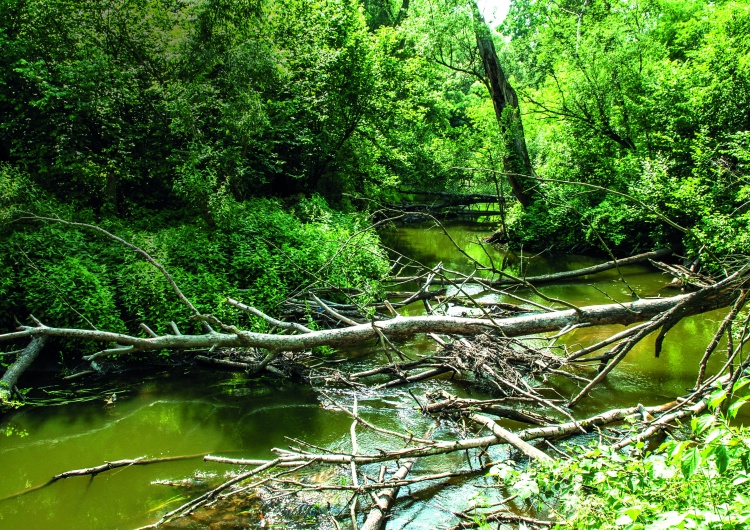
[3,0,749,340]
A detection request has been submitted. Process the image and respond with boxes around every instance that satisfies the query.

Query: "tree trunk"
[472,2,536,208]
[0,336,47,403]
[360,457,417,530]
[2,289,735,363]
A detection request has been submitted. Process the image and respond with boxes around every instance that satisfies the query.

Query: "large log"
[0,336,47,403]
[0,288,734,362]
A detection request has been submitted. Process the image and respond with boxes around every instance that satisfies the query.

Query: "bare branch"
[20,214,202,317]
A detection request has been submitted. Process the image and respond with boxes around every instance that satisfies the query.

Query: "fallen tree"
[0,335,47,402]
[11,364,740,529]
[0,256,744,411]
[0,216,717,399]
[386,248,673,286]
[3,215,750,529]
[0,287,735,368]
[386,191,506,219]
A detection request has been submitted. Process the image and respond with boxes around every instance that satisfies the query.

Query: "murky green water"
[0,221,731,529]
[380,221,731,416]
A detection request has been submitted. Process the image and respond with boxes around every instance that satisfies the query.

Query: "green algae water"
[380,221,731,416]
[0,221,732,529]
[0,374,350,529]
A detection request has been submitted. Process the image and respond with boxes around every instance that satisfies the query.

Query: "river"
[0,221,730,529]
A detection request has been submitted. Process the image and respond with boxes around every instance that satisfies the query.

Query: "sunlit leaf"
[694,414,714,435]
[670,441,688,461]
[728,399,748,420]
[681,447,701,478]
[704,427,725,445]
[715,445,730,474]
[708,389,727,411]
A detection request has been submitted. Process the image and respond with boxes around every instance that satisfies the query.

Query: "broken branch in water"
[0,335,48,403]
[1,453,210,501]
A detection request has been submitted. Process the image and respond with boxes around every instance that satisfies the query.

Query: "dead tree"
[0,335,47,402]
[3,216,750,528]
[472,1,536,207]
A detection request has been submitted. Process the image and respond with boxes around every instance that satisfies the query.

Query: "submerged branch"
[1,453,210,501]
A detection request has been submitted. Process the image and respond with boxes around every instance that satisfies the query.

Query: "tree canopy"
[0,0,748,344]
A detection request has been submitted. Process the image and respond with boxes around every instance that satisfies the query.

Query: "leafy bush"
[493,380,750,529]
[0,166,388,351]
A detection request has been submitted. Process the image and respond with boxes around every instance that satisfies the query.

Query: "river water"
[0,221,730,529]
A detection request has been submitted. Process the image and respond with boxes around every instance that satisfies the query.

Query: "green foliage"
[0,0,418,208]
[0,0,543,211]
[3,0,749,263]
[501,0,750,260]
[492,379,750,529]
[0,0,406,353]
[0,166,387,347]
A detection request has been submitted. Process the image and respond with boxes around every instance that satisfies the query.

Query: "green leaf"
[728,399,748,420]
[693,414,714,435]
[670,440,688,461]
[513,478,540,501]
[681,447,702,478]
[620,506,642,523]
[704,427,725,445]
[715,444,730,474]
[733,379,750,393]
[708,389,727,411]
[653,511,685,529]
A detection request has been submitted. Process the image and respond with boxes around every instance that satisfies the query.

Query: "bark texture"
[472,2,536,207]
[0,336,47,403]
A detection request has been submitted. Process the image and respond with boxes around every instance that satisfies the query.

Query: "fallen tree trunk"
[490,248,672,286]
[469,413,552,462]
[0,336,48,403]
[203,396,701,469]
[360,457,418,530]
[397,190,504,205]
[386,191,506,219]
[649,259,713,289]
[425,393,555,425]
[0,289,734,363]
[387,249,672,287]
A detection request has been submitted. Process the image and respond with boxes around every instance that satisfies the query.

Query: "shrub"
[493,380,750,529]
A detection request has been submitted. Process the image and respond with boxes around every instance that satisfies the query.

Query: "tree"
[499,0,750,257]
[0,0,178,213]
[471,1,536,206]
